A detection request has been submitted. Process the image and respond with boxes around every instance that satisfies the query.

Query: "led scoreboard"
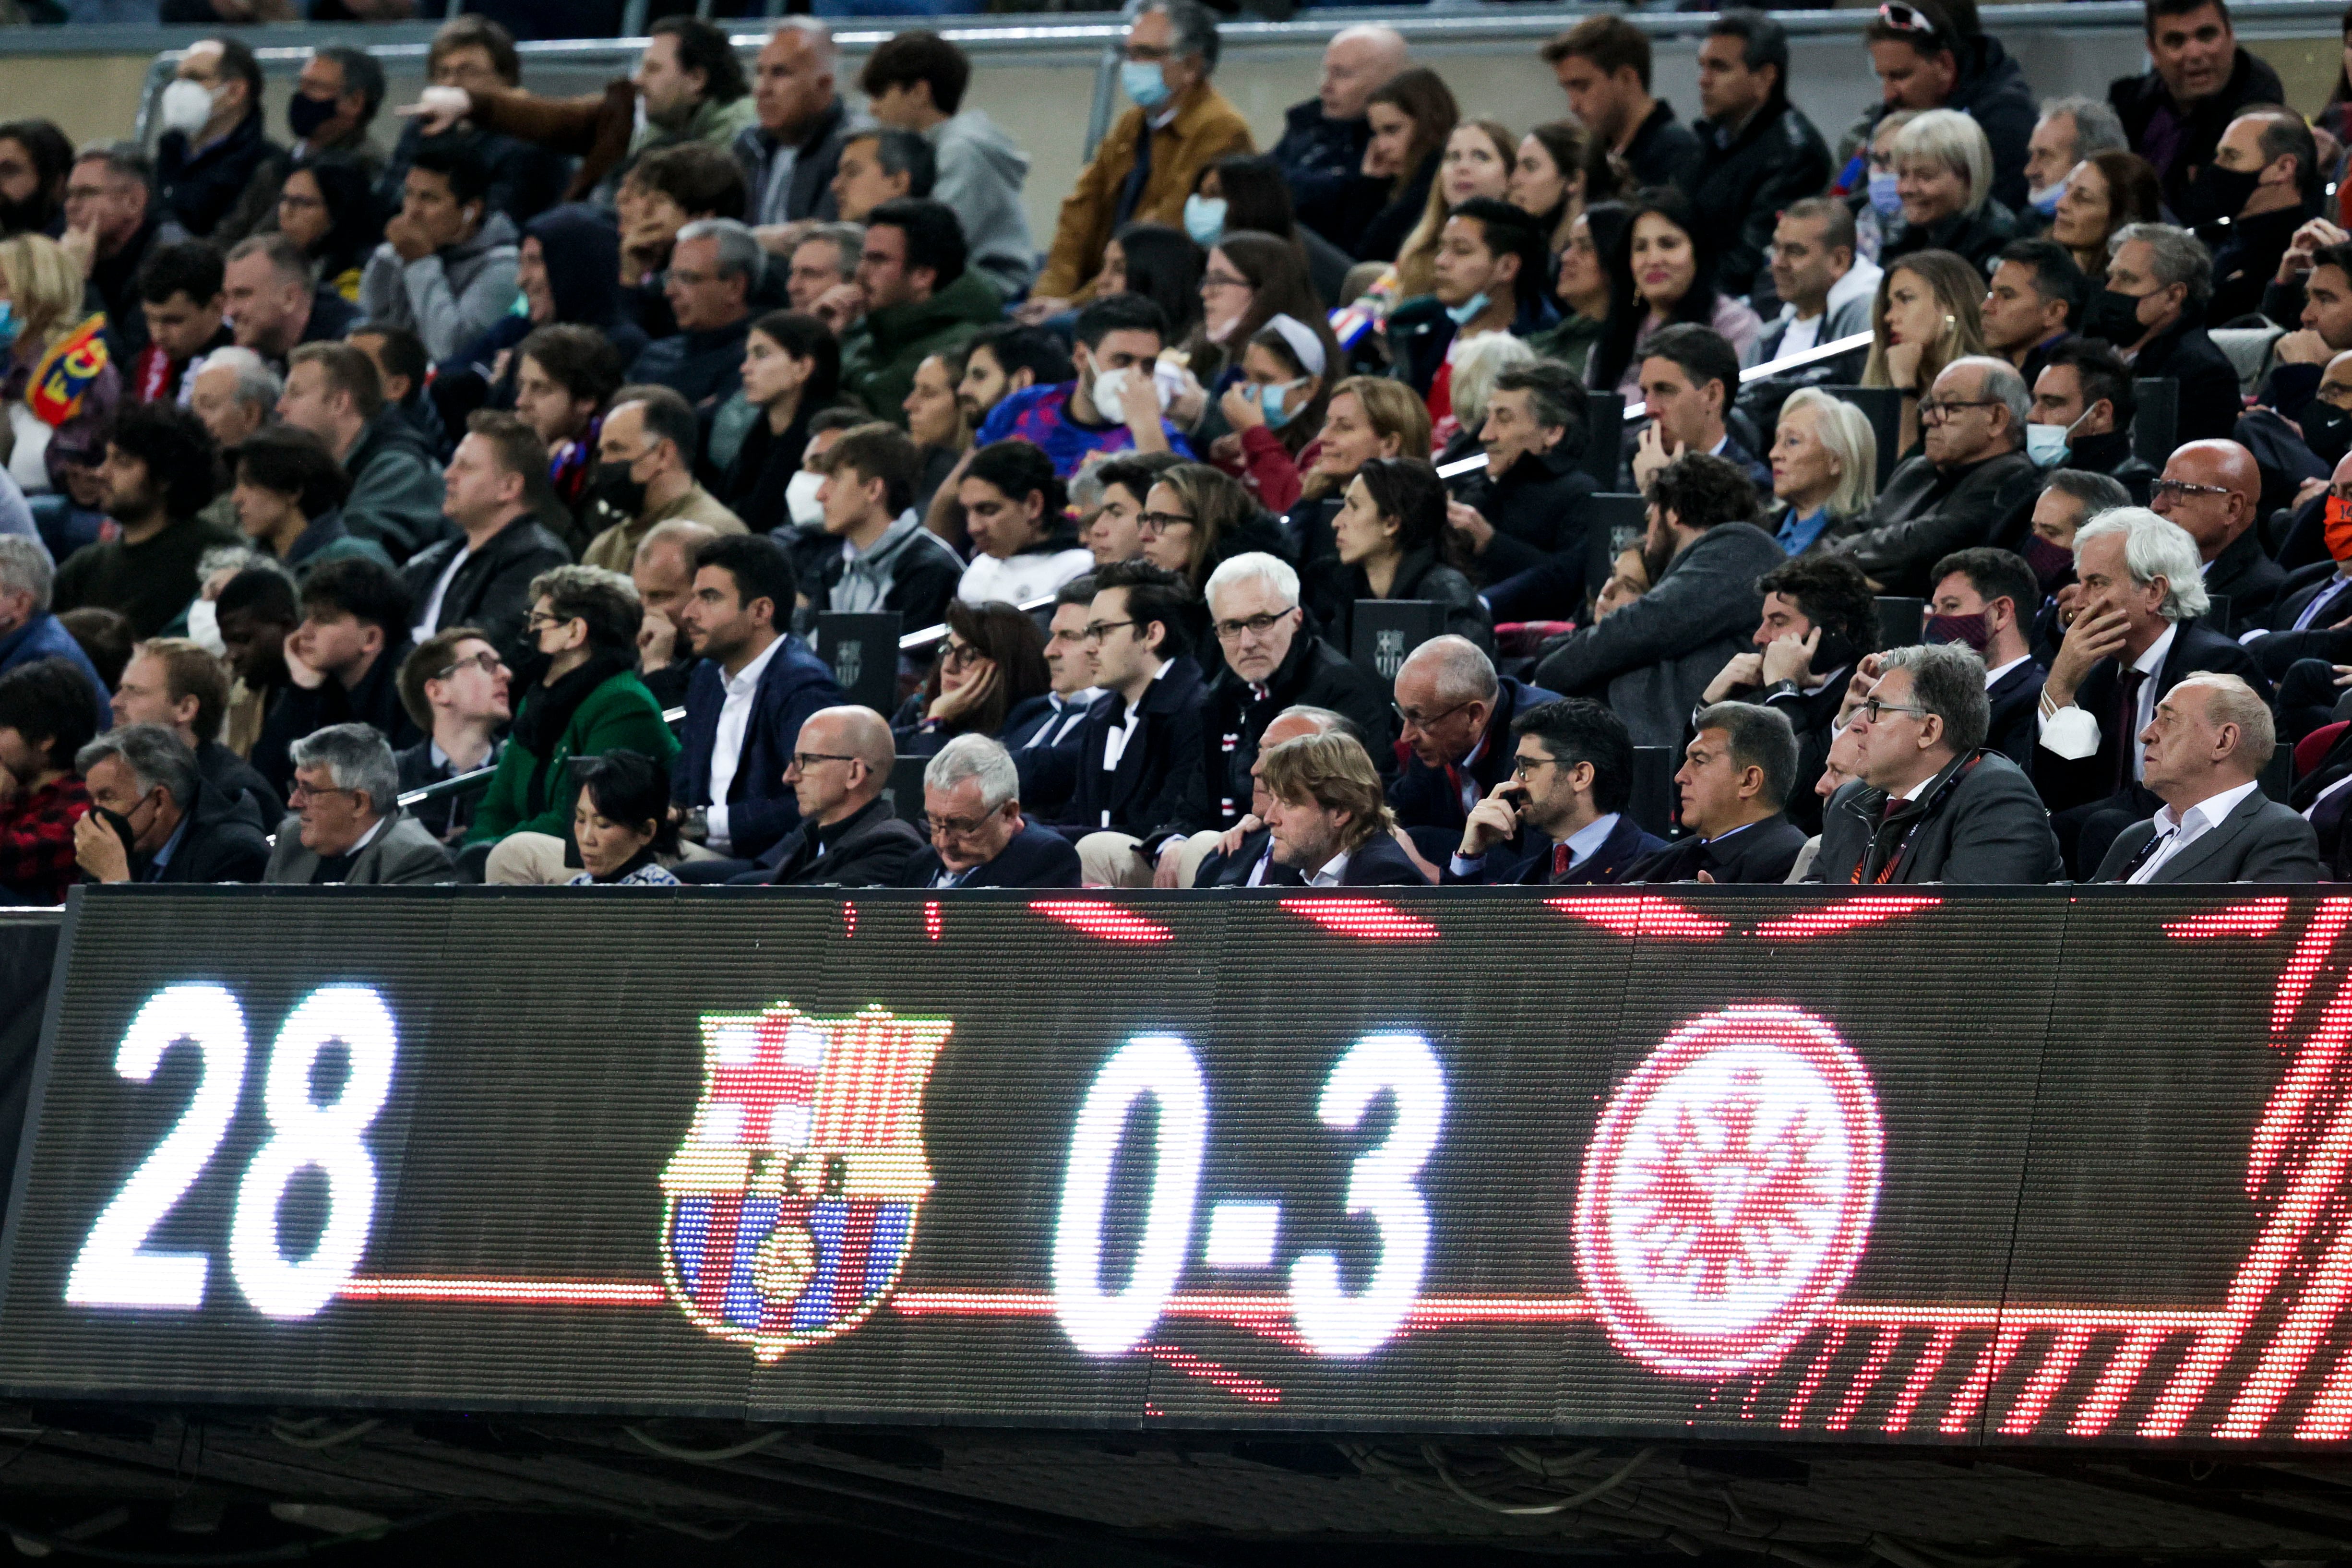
[0,885,2345,1445]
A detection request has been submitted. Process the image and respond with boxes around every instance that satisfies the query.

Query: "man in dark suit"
[1389,635,1560,865]
[401,412,573,662]
[2089,224,2245,444]
[732,706,924,886]
[1447,697,1664,886]
[2095,671,2321,882]
[1055,561,1209,886]
[897,733,1082,889]
[1626,702,1807,883]
[1928,547,2049,766]
[1261,730,1429,887]
[1191,706,1350,889]
[1808,644,2063,883]
[2152,439,2287,630]
[72,725,269,886]
[2034,506,2270,873]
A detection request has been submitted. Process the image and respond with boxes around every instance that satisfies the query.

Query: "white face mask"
[158,78,222,138]
[1089,364,1170,418]
[786,468,826,527]
[185,596,225,657]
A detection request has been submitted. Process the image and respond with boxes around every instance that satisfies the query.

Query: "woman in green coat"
[468,564,680,846]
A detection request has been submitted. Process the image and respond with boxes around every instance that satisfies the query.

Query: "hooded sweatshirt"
[839,269,1005,427]
[442,204,648,381]
[360,210,523,361]
[932,110,1036,299]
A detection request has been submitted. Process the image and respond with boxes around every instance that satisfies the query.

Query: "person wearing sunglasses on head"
[1831,0,2034,215]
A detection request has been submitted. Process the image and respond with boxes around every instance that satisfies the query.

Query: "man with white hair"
[263,721,453,885]
[1827,355,2042,597]
[1270,24,1409,251]
[0,536,107,723]
[630,217,762,411]
[2033,504,2268,871]
[186,347,278,453]
[895,732,1081,888]
[2093,671,2318,882]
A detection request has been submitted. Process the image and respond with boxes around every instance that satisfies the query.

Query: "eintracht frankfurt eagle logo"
[1575,1006,1884,1379]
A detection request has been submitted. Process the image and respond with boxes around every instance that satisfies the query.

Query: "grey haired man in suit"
[2095,672,2322,884]
[264,722,454,885]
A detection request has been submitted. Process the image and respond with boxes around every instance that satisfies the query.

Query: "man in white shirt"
[2093,672,2319,883]
[1756,197,1879,364]
[399,412,570,658]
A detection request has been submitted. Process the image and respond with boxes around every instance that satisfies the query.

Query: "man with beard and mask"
[2076,222,2243,444]
[152,39,281,242]
[2027,338,2159,503]
[51,403,236,641]
[0,121,72,240]
[217,47,388,250]
[277,344,445,563]
[72,724,267,887]
[1697,552,1882,832]
[2018,97,2127,234]
[976,293,1192,477]
[2108,0,2287,218]
[1925,546,2048,766]
[401,412,572,665]
[359,142,520,364]
[2150,438,2288,628]
[581,385,746,574]
[2191,105,2317,328]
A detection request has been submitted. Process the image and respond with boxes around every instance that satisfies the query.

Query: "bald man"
[1386,634,1562,861]
[1272,24,1410,251]
[735,705,925,886]
[2151,438,2287,628]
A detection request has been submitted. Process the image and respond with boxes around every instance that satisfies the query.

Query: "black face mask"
[591,460,647,519]
[2308,400,2352,468]
[2180,162,2263,229]
[287,92,339,142]
[510,646,554,690]
[2080,288,2150,347]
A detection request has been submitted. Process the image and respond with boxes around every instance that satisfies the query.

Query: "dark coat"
[2093,786,2322,883]
[1623,101,1705,194]
[2031,617,2270,814]
[2110,48,2288,215]
[1175,627,1397,836]
[2062,429,2159,506]
[1691,101,1833,302]
[733,96,856,227]
[2132,315,2246,446]
[394,736,488,846]
[1623,813,1808,885]
[1315,547,1493,660]
[131,778,270,884]
[251,639,423,795]
[1354,158,1438,265]
[2207,203,2306,328]
[339,405,452,563]
[1987,656,2049,769]
[2204,527,2289,631]
[1824,448,2043,596]
[400,517,574,663]
[1387,675,1560,838]
[1195,825,1303,888]
[1857,35,2037,210]
[1808,750,2063,884]
[1727,673,1850,837]
[90,211,186,361]
[1880,200,2018,273]
[896,820,1083,888]
[1442,812,1667,886]
[1386,290,1559,399]
[1455,443,1597,595]
[195,738,282,825]
[1326,830,1432,886]
[751,796,924,886]
[1272,98,1373,251]
[380,121,572,232]
[672,634,844,861]
[156,112,282,239]
[1049,657,1210,839]
[629,317,752,415]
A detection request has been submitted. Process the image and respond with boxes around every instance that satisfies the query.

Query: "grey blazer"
[2093,788,2324,884]
[264,809,455,886]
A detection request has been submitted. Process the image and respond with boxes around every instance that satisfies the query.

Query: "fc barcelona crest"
[661,1001,951,1361]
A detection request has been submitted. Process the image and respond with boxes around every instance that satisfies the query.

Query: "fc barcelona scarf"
[29,315,108,429]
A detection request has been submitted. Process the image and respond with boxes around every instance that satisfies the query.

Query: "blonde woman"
[1880,108,2015,272]
[0,233,119,499]
[1393,120,1516,301]
[1769,388,1879,554]
[1863,249,1987,459]
[1284,374,1433,598]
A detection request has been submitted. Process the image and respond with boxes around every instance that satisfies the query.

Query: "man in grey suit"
[2095,672,2322,883]
[264,723,454,886]
[1807,643,2064,884]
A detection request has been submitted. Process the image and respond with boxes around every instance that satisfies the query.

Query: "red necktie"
[1552,842,1570,880]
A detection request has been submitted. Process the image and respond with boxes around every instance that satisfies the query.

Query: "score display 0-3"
[0,886,2340,1443]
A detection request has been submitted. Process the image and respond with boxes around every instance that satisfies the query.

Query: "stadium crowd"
[5,0,2352,894]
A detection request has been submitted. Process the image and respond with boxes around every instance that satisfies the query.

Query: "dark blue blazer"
[1444,813,1667,886]
[0,611,107,729]
[895,821,1083,888]
[1050,659,1209,840]
[1388,676,1561,838]
[1334,831,1433,886]
[672,633,843,861]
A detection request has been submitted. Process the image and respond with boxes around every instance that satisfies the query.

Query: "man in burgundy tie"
[1443,697,1664,885]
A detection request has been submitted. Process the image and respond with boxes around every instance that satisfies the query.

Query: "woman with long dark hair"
[1528,202,1628,382]
[1354,68,1459,264]
[565,750,681,886]
[1587,187,1761,396]
[1509,120,1611,260]
[274,155,382,302]
[2050,150,2162,284]
[1213,313,1337,513]
[722,310,838,532]
[1311,456,1490,654]
[893,598,1052,757]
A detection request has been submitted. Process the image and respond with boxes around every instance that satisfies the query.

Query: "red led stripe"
[1997,1326,2094,1436]
[1547,896,1728,939]
[1277,898,1439,940]
[1752,898,1941,940]
[1139,1342,1283,1404]
[1941,1325,2030,1436]
[2163,898,2290,940]
[1882,1326,1957,1434]
[1826,1325,1898,1431]
[339,1277,669,1305]
[2068,1326,2173,1437]
[924,901,941,941]
[2250,979,2352,1198]
[1779,1324,1848,1429]
[1030,900,1175,942]
[2271,898,2352,1039]
[2294,1333,2352,1437]
[2219,1215,2352,1437]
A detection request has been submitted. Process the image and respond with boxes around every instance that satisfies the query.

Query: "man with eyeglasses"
[1808,642,2060,884]
[65,145,183,363]
[1827,356,2040,597]
[581,386,747,575]
[1390,634,1560,865]
[2149,439,2287,630]
[1445,697,1660,886]
[394,627,510,846]
[726,705,923,887]
[263,722,452,886]
[895,732,1080,890]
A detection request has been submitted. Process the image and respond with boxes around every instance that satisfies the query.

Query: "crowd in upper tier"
[3,0,2352,893]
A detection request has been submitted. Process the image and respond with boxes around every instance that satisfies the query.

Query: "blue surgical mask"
[2024,407,2089,468]
[1182,193,1226,247]
[1445,290,1490,327]
[2027,180,2065,217]
[1121,60,1171,109]
[1256,375,1308,428]
[1867,171,1903,218]
[0,302,19,356]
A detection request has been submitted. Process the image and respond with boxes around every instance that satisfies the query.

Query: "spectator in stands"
[1317,457,1490,658]
[223,236,358,371]
[980,296,1193,475]
[1050,561,1206,875]
[700,705,911,887]
[348,327,441,461]
[1385,634,1552,851]
[0,538,105,718]
[1350,69,1456,267]
[154,40,279,242]
[904,351,970,521]
[1509,121,1608,266]
[736,22,859,229]
[187,350,275,464]
[501,206,639,380]
[219,46,386,252]
[1848,0,2034,211]
[394,627,508,846]
[893,733,1078,889]
[63,146,179,365]
[1590,188,1760,399]
[360,142,519,365]
[812,422,962,625]
[955,440,1093,606]
[584,384,746,573]
[1209,315,1332,516]
[379,19,568,231]
[0,658,97,905]
[2022,96,2129,227]
[402,411,571,659]
[1982,239,2084,390]
[276,344,443,563]
[1528,205,1624,385]
[228,427,389,575]
[1536,451,1781,749]
[718,311,835,535]
[73,723,268,886]
[272,156,381,311]
[1630,323,1768,498]
[1766,389,1878,558]
[1,233,122,503]
[894,599,1051,762]
[1692,12,1831,304]
[0,121,71,243]
[265,721,451,886]
[1135,461,1285,600]
[1927,546,2050,766]
[629,519,714,710]
[1627,701,1808,882]
[2092,671,2317,880]
[2084,223,2242,443]
[2151,439,2287,626]
[1827,356,2040,596]
[2197,107,2316,327]
[829,131,933,225]
[253,555,418,792]
[1190,704,1342,887]
[512,323,625,529]
[2026,339,2154,505]
[1810,642,2060,882]
[1882,110,2016,272]
[839,200,1001,426]
[1264,25,1407,254]
[1446,694,1659,885]
[1388,200,1552,409]
[54,403,232,641]
[1080,452,1173,569]
[1700,552,1879,830]
[627,218,759,418]
[617,144,750,310]
[787,223,861,313]
[1021,0,1252,322]
[1446,360,1593,613]
[474,565,678,871]
[857,34,1033,300]
[957,326,1072,436]
[2025,468,2132,601]
[564,750,681,887]
[1019,576,1104,758]
[2109,0,2288,217]
[1387,119,1516,305]
[2050,150,2164,283]
[1543,17,1702,193]
[1863,250,1990,461]
[129,242,229,409]
[1755,198,1881,369]
[1261,729,1428,886]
